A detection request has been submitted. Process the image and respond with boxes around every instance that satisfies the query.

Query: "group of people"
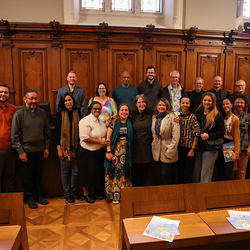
[1,67,250,208]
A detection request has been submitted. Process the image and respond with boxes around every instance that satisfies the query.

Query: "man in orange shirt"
[0,83,17,192]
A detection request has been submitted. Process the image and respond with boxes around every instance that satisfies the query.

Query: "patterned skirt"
[105,138,132,203]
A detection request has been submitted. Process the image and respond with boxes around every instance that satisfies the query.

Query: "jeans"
[22,151,44,200]
[0,148,17,192]
[193,150,219,183]
[59,157,78,197]
[157,160,176,185]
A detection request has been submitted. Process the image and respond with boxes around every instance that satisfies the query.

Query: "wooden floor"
[24,197,120,250]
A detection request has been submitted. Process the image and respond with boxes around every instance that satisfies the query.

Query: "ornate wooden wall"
[1,21,250,117]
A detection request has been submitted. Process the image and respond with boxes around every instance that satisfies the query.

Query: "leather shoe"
[65,195,75,205]
[72,192,83,201]
[37,197,48,205]
[91,193,103,200]
[84,194,95,203]
[27,199,38,209]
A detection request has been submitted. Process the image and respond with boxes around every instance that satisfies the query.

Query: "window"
[81,0,103,10]
[243,0,250,18]
[141,0,161,13]
[81,0,162,13]
[112,0,132,11]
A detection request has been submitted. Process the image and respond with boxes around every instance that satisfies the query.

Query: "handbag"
[201,113,224,151]
[206,138,224,150]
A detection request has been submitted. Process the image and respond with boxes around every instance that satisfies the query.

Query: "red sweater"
[0,103,17,149]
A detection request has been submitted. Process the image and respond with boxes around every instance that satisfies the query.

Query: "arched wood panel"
[12,44,48,105]
[235,51,250,93]
[109,45,143,90]
[156,46,185,88]
[196,48,225,91]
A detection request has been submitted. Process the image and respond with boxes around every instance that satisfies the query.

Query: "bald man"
[112,71,139,110]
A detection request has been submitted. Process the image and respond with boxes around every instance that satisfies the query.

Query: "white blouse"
[79,113,107,151]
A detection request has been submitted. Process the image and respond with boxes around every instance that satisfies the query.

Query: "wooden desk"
[0,225,22,250]
[122,213,214,250]
[198,209,250,249]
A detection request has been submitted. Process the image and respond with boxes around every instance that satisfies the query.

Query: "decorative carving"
[0,19,12,39]
[50,43,63,49]
[99,22,109,28]
[161,55,177,64]
[24,52,42,63]
[146,24,155,30]
[49,20,60,27]
[186,26,198,44]
[71,53,88,64]
[97,44,109,50]
[141,45,153,51]
[224,46,234,54]
[1,42,14,49]
[184,46,195,54]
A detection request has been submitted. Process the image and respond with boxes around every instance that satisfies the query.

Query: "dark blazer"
[207,88,229,113]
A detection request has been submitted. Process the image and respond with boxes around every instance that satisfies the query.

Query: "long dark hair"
[96,82,109,96]
[58,92,77,111]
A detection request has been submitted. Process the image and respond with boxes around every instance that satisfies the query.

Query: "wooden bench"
[120,180,250,249]
[0,193,29,250]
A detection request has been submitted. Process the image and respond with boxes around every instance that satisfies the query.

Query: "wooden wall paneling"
[12,43,48,106]
[61,44,97,105]
[47,44,62,116]
[155,46,186,89]
[185,48,197,92]
[109,45,143,90]
[224,51,236,94]
[0,44,15,104]
[196,48,225,91]
[234,49,250,93]
[98,46,109,86]
[142,45,155,82]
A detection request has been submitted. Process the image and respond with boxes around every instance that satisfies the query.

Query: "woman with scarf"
[56,92,81,205]
[78,101,110,203]
[104,104,133,204]
[151,97,180,185]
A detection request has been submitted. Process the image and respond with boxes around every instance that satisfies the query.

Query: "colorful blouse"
[88,97,117,123]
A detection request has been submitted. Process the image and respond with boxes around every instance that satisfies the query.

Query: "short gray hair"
[170,70,180,78]
[194,77,204,84]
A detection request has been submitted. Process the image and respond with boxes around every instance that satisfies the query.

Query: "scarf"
[104,118,133,174]
[60,110,80,166]
[155,112,167,139]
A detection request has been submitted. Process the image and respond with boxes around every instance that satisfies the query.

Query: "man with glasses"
[11,88,51,209]
[137,66,162,110]
[230,80,250,113]
[188,77,205,114]
[161,70,187,115]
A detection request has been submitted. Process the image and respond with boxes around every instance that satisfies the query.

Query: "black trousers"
[177,146,195,184]
[22,151,44,200]
[132,163,149,187]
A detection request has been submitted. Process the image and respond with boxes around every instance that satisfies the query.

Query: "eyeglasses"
[26,97,38,101]
[171,76,179,79]
[236,85,245,87]
[92,108,102,111]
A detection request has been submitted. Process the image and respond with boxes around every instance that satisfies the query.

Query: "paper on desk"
[227,210,250,217]
[143,216,180,242]
[227,216,250,230]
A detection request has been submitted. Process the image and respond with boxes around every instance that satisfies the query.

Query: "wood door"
[61,44,97,105]
[108,45,143,92]
[196,48,225,91]
[0,43,15,104]
[12,43,48,106]
[155,46,185,89]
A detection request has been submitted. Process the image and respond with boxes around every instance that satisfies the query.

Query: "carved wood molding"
[50,43,63,49]
[184,46,195,54]
[142,45,153,51]
[97,44,109,50]
[1,42,14,49]
[186,26,198,44]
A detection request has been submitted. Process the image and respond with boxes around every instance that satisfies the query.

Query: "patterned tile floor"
[24,197,120,250]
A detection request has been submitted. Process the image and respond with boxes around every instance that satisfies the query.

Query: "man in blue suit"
[56,71,86,117]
